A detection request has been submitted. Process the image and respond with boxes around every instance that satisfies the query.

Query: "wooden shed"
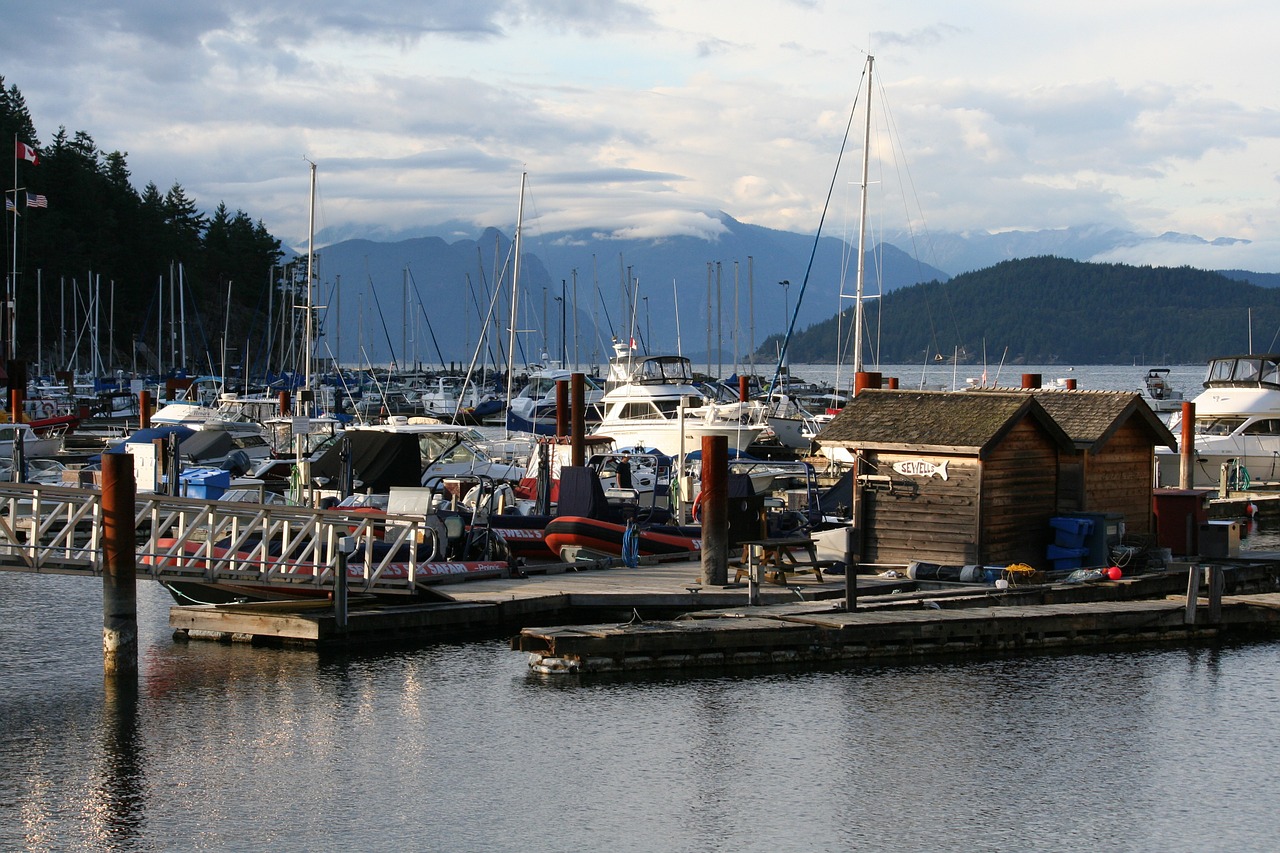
[1002,389,1177,537]
[814,390,1074,568]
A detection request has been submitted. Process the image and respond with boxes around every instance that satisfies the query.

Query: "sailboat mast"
[504,172,526,439]
[304,159,316,415]
[852,54,873,376]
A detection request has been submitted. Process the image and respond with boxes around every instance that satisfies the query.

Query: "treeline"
[764,256,1280,364]
[2,75,284,375]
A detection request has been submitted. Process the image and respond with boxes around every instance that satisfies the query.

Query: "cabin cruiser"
[590,342,766,457]
[1156,353,1280,487]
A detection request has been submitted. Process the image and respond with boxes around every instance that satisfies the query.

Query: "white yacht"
[1156,353,1280,487]
[590,342,765,457]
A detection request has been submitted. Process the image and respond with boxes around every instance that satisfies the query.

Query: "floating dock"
[171,552,1280,672]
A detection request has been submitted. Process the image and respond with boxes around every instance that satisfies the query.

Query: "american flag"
[26,192,47,208]
[4,197,14,212]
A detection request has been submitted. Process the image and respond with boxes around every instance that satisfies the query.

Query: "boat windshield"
[419,432,489,463]
[1205,356,1280,386]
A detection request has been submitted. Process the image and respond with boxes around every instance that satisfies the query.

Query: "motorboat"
[0,417,76,460]
[1156,353,1280,487]
[148,400,273,463]
[505,368,604,435]
[308,418,527,494]
[590,342,766,457]
[1141,368,1185,416]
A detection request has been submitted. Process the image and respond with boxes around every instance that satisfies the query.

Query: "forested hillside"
[766,256,1280,364]
[2,75,283,373]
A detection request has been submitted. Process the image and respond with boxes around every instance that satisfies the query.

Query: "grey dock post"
[102,452,138,676]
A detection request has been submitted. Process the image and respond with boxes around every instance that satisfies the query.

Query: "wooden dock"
[170,553,1280,671]
[169,553,859,646]
[514,593,1280,674]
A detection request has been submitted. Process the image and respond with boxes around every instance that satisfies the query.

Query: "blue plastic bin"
[180,467,231,500]
[1049,516,1094,549]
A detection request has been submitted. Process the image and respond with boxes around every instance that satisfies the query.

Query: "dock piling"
[101,452,138,676]
[700,435,728,585]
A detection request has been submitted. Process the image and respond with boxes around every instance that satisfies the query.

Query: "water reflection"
[93,676,147,848]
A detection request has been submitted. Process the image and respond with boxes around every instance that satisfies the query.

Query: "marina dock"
[168,551,1280,674]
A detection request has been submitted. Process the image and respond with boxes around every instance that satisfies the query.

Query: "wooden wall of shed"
[862,452,981,567]
[1079,420,1155,537]
[979,418,1059,566]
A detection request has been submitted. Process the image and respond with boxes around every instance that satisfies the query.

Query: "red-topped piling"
[1022,373,1042,389]
[699,435,729,586]
[854,371,882,396]
[138,390,151,429]
[279,390,291,416]
[570,373,586,467]
[738,375,749,402]
[101,452,138,677]
[1180,401,1195,489]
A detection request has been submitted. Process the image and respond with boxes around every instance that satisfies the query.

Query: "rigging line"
[366,273,398,369]
[453,271,508,423]
[876,73,954,350]
[769,59,869,396]
[405,265,447,368]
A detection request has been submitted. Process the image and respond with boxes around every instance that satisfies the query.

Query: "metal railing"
[0,482,437,595]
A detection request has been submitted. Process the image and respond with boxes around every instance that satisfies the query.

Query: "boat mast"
[504,172,526,438]
[852,54,873,376]
[304,158,316,415]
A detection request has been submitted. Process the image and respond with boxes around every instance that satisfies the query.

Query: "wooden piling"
[738,375,749,402]
[1179,401,1194,490]
[138,390,151,429]
[700,435,728,585]
[555,379,569,437]
[279,390,291,416]
[10,388,23,424]
[854,371,881,396]
[570,373,586,467]
[1022,373,1042,389]
[101,452,138,676]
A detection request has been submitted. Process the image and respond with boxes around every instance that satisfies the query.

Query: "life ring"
[692,490,705,522]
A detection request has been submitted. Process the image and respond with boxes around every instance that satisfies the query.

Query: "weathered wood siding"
[1082,420,1155,536]
[980,419,1059,566]
[863,453,981,566]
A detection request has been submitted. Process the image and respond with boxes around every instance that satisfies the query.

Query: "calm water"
[7,363,1280,853]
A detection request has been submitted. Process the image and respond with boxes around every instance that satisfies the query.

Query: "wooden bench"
[734,536,827,584]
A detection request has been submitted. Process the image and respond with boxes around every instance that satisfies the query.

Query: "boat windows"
[1197,417,1245,436]
[1208,359,1235,382]
[1242,419,1280,436]
[1263,360,1280,386]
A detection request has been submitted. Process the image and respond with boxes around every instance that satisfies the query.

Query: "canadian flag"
[15,141,38,165]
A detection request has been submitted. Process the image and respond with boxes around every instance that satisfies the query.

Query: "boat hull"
[542,516,700,560]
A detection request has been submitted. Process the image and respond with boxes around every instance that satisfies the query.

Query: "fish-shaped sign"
[891,459,949,481]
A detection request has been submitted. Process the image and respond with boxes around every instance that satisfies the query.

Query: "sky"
[6,0,1280,271]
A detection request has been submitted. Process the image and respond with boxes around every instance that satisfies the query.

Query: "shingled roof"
[814,389,1073,456]
[968,387,1177,451]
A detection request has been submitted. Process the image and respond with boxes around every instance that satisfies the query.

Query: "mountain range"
[305,213,1274,368]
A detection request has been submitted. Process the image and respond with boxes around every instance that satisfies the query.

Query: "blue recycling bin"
[180,467,231,500]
